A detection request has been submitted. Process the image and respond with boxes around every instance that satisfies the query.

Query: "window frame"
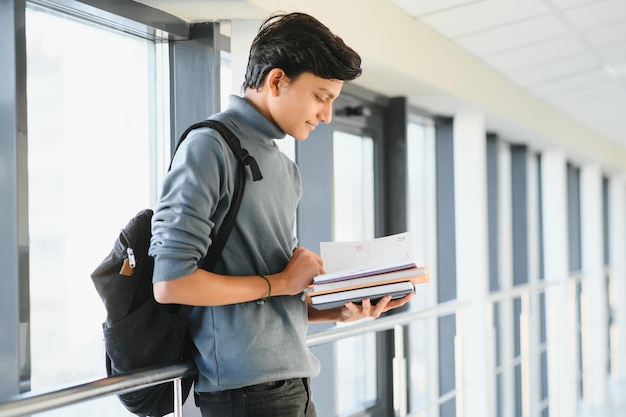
[0,0,222,400]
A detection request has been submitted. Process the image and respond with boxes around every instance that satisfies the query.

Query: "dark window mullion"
[0,0,30,397]
[435,116,457,417]
[486,133,499,292]
[169,22,220,151]
[511,145,528,287]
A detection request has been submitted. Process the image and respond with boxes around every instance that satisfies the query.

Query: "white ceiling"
[390,0,626,148]
[136,0,626,151]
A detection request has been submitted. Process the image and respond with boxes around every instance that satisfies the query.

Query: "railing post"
[172,378,183,417]
[455,311,465,417]
[520,293,531,417]
[484,301,495,417]
[392,324,407,417]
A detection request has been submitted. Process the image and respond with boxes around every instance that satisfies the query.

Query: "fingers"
[368,296,391,317]
[292,246,318,262]
[343,296,390,319]
[292,246,325,275]
[283,247,326,295]
[381,293,414,312]
[344,293,413,319]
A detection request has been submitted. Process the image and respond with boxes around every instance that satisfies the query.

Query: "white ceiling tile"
[594,96,626,114]
[391,0,626,146]
[563,0,626,29]
[551,84,624,108]
[485,37,588,72]
[455,15,571,57]
[550,0,601,10]
[418,0,549,37]
[388,0,484,17]
[531,71,619,100]
[604,62,626,80]
[565,99,626,128]
[390,0,626,147]
[507,54,599,86]
[598,44,626,65]
[583,22,626,47]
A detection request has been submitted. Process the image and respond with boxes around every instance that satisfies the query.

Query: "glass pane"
[333,131,374,241]
[406,121,436,308]
[220,50,232,112]
[406,120,439,415]
[332,130,377,416]
[26,6,158,415]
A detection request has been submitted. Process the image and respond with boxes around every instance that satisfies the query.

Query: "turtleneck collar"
[226,95,286,141]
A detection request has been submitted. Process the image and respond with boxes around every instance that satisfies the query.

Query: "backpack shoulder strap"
[169,119,263,271]
[170,120,263,182]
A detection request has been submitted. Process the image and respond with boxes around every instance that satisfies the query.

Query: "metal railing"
[484,278,573,417]
[0,300,464,417]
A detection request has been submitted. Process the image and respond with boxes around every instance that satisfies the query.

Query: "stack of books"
[308,232,429,310]
[308,261,429,310]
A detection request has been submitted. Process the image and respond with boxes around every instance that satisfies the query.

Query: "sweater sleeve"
[149,128,233,282]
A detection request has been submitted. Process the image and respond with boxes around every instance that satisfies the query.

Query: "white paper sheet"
[319,231,413,273]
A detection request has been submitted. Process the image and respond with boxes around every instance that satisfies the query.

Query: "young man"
[149,11,412,416]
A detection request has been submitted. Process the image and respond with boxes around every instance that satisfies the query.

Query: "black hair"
[242,12,362,91]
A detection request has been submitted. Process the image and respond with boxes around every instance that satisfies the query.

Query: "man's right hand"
[276,246,325,295]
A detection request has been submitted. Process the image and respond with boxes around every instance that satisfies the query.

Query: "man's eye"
[315,95,326,103]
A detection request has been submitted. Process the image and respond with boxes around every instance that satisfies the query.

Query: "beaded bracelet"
[257,274,272,304]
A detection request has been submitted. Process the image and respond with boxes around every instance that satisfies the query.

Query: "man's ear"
[266,68,288,97]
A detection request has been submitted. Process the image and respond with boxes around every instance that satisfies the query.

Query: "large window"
[26,5,164,415]
[485,139,550,417]
[406,120,437,309]
[332,130,377,416]
[333,131,374,241]
[406,119,438,415]
[566,163,586,405]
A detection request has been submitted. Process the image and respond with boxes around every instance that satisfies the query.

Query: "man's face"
[269,72,344,140]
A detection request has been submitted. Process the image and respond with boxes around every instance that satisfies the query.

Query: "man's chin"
[293,132,310,141]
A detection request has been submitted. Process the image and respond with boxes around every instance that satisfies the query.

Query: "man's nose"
[319,102,333,124]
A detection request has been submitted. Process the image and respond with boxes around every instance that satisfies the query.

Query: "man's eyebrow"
[317,88,336,99]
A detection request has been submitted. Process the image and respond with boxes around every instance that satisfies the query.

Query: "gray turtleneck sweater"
[149,95,320,393]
